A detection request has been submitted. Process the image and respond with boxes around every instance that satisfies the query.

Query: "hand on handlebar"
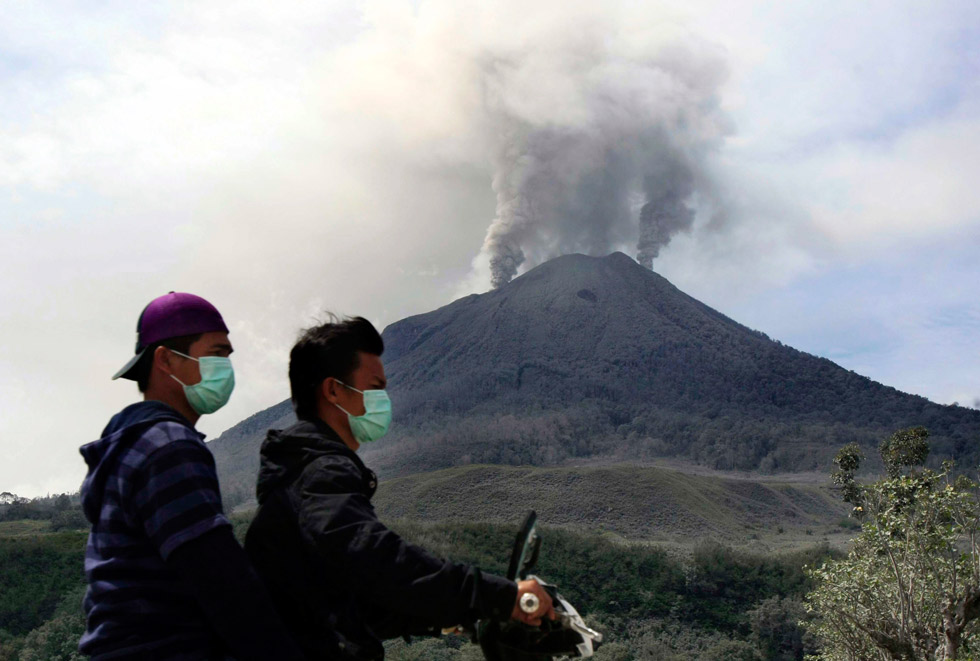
[511,579,557,626]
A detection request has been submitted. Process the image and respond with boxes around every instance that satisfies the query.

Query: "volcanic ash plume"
[637,158,697,269]
[477,29,731,287]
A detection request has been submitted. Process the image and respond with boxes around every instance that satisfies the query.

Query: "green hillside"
[371,464,851,548]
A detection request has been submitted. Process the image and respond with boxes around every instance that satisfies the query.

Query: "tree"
[805,427,980,660]
[748,596,810,660]
[879,427,930,479]
[50,510,88,532]
[10,586,86,661]
[591,642,632,660]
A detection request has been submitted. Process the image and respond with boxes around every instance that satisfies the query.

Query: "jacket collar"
[255,416,377,503]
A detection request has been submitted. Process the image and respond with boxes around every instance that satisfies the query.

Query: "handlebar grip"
[519,592,540,614]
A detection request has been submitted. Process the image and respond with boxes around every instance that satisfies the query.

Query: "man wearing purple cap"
[78,293,302,660]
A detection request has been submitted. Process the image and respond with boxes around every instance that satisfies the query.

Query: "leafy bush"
[679,542,833,631]
[806,428,980,660]
[703,639,762,660]
[0,532,86,636]
[747,597,814,660]
[14,586,86,661]
[49,511,88,532]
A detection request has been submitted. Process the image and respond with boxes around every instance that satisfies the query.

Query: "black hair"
[289,316,384,421]
[135,333,203,392]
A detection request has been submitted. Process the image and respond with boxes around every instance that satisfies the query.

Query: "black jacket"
[244,419,517,660]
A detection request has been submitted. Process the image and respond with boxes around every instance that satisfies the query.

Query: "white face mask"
[334,381,392,443]
[169,350,235,415]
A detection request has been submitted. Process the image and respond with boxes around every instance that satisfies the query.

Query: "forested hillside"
[210,252,979,505]
[0,516,837,660]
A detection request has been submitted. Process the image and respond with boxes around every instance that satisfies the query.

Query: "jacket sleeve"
[129,436,230,560]
[166,527,306,661]
[295,455,517,628]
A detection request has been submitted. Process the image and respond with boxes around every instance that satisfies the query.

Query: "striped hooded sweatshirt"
[79,401,230,659]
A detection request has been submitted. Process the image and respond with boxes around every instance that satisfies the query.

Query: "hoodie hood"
[80,401,193,523]
[256,418,368,504]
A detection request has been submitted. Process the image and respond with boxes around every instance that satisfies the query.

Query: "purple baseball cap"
[113,292,230,380]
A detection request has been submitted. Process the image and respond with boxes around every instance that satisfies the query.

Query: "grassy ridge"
[372,464,850,546]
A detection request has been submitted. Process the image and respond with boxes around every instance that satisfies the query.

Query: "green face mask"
[335,381,392,443]
[169,350,235,415]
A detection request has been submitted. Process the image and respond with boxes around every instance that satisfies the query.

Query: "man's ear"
[152,345,175,377]
[321,377,341,405]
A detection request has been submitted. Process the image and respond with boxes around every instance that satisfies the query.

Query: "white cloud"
[2,0,980,495]
[806,112,980,247]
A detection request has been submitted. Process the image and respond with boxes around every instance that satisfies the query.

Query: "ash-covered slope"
[371,464,850,543]
[210,252,980,503]
[363,252,977,474]
[384,252,851,413]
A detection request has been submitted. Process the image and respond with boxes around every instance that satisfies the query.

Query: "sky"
[2,0,979,497]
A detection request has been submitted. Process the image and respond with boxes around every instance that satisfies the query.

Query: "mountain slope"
[362,252,978,474]
[210,252,980,504]
[371,464,849,544]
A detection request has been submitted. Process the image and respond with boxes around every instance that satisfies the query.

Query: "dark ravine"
[210,252,980,514]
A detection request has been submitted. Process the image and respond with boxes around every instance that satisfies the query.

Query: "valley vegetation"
[3,508,831,660]
[7,425,980,660]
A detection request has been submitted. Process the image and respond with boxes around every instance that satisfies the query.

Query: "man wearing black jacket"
[245,316,555,660]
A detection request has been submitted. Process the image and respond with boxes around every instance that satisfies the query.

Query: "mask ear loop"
[165,348,197,387]
[326,378,356,417]
[335,380,364,395]
[331,380,379,422]
[168,349,199,363]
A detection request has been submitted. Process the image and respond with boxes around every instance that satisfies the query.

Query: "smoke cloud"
[477,29,732,287]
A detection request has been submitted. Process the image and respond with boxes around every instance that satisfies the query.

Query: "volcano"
[210,252,980,502]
